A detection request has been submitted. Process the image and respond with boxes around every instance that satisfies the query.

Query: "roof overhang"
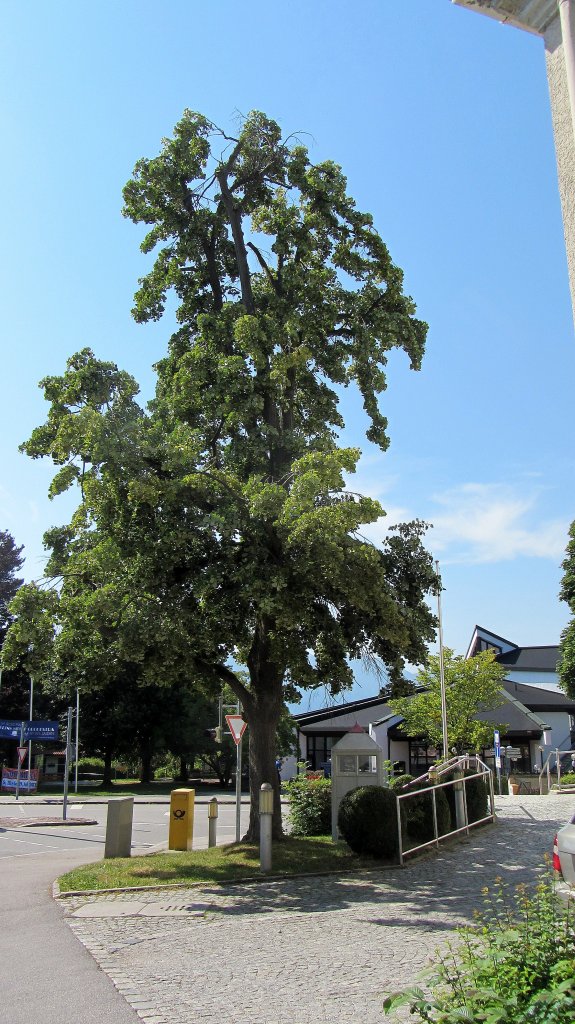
[452,0,559,36]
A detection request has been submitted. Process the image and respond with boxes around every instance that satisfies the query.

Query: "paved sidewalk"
[58,794,575,1024]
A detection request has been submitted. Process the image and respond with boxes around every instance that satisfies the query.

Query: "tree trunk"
[242,678,284,842]
[101,744,114,788]
[140,749,153,784]
[178,755,189,783]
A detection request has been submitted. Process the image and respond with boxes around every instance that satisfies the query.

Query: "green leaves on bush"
[402,786,451,848]
[384,871,575,1023]
[338,785,399,860]
[443,771,489,826]
[284,774,332,836]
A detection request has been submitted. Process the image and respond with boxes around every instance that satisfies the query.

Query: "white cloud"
[429,483,567,564]
[356,481,568,565]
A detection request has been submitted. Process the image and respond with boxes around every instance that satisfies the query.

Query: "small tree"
[389,648,507,756]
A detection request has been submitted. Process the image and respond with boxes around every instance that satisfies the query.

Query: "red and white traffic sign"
[225,714,247,745]
[17,747,28,767]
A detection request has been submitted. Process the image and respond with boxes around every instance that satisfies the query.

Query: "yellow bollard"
[168,788,195,851]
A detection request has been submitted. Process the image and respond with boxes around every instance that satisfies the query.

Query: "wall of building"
[503,669,561,689]
[545,14,575,316]
[541,708,574,749]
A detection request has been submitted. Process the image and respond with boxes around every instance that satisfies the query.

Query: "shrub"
[402,785,452,846]
[337,785,399,860]
[384,870,575,1023]
[388,773,414,792]
[560,772,575,785]
[75,757,104,773]
[283,775,331,836]
[443,771,489,826]
[464,772,489,822]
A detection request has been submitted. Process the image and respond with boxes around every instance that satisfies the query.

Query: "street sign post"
[225,715,247,745]
[226,713,248,842]
[494,730,501,794]
[17,747,27,767]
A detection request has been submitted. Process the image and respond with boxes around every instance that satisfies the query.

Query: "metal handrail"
[395,759,495,865]
[538,747,575,793]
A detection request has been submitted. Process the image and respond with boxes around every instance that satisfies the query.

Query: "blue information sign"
[0,720,22,738]
[24,720,59,740]
[0,719,59,740]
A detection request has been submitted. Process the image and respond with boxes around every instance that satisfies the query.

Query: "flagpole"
[435,561,449,759]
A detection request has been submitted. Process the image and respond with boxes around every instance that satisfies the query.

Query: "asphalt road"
[0,796,251,1024]
[0,797,250,858]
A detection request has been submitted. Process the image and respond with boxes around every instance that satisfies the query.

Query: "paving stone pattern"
[61,795,575,1024]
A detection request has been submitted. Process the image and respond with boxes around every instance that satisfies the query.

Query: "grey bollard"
[208,797,218,848]
[259,783,273,873]
[104,796,134,858]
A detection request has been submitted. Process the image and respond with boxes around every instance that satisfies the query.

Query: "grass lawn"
[58,836,383,892]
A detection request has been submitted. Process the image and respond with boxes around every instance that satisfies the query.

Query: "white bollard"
[259,783,273,873]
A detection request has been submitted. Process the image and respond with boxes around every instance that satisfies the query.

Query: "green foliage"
[442,771,489,826]
[559,772,575,785]
[390,648,507,755]
[283,775,332,836]
[560,520,575,698]
[75,757,105,773]
[0,529,24,639]
[388,773,414,792]
[154,753,180,779]
[338,785,399,859]
[384,871,575,1023]
[402,785,452,846]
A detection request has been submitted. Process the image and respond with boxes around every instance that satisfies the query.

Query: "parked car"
[553,808,575,903]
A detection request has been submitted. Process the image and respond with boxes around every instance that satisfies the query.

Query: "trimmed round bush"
[403,785,451,845]
[338,785,399,860]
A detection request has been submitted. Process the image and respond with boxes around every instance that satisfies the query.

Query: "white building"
[292,623,575,776]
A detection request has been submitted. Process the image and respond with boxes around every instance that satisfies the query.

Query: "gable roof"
[496,646,559,673]
[502,678,575,712]
[293,693,390,728]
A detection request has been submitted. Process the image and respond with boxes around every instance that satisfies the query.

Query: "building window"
[306,734,339,770]
[409,743,439,774]
[475,638,502,655]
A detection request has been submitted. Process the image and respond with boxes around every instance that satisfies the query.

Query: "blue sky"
[1,1,574,707]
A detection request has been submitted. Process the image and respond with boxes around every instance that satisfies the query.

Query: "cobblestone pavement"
[59,795,574,1024]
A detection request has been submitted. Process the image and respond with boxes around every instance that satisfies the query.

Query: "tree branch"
[246,242,280,295]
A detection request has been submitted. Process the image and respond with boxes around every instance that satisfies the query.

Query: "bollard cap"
[259,782,274,815]
[208,797,219,819]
